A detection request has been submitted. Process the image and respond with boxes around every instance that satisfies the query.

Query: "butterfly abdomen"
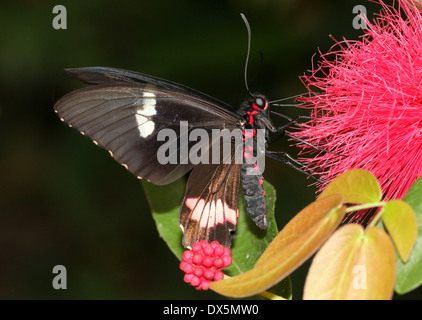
[240,163,267,229]
[241,124,267,229]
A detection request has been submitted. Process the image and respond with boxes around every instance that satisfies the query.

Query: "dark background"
[1,0,420,299]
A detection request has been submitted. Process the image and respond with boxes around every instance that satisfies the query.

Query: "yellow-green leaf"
[209,194,346,297]
[382,200,418,263]
[318,169,382,203]
[304,225,395,300]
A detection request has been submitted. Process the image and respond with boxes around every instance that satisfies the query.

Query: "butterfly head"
[243,93,269,115]
[238,93,273,130]
[251,94,269,111]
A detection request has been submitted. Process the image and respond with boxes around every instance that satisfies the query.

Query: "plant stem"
[367,206,386,229]
[345,201,387,213]
[345,201,387,229]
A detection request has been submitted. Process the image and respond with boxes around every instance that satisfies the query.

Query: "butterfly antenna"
[269,93,308,104]
[249,49,264,88]
[240,13,254,98]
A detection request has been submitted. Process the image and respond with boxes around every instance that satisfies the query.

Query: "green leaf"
[395,176,422,294]
[142,179,186,260]
[225,181,279,276]
[382,200,417,263]
[318,169,382,204]
[226,181,291,299]
[142,178,290,298]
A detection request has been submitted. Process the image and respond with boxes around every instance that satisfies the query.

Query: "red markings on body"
[243,130,254,138]
[246,110,259,125]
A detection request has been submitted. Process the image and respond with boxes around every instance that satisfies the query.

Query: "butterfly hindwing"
[180,161,241,248]
[54,67,243,185]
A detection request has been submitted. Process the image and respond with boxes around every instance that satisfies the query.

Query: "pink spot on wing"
[185,198,237,227]
[208,200,216,227]
[200,202,211,228]
[186,198,205,225]
[215,200,224,225]
[223,200,238,225]
[185,198,198,210]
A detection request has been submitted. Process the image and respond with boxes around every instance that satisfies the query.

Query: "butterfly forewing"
[64,67,236,112]
[54,67,243,185]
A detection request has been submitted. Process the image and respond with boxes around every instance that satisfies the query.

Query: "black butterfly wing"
[63,67,236,111]
[180,159,241,248]
[54,67,243,185]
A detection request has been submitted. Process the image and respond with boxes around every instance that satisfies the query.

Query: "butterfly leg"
[267,121,345,157]
[269,112,313,125]
[265,150,325,184]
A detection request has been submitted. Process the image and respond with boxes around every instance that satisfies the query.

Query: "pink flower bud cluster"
[179,240,232,290]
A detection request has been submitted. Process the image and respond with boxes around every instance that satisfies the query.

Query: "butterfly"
[54,64,306,249]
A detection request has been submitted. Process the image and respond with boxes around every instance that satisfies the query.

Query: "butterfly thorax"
[238,94,271,130]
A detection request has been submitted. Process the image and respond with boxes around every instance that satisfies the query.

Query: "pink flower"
[179,240,231,290]
[292,0,422,214]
